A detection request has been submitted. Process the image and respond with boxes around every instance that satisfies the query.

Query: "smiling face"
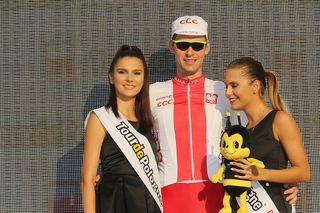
[224,67,260,110]
[169,35,210,79]
[109,56,144,101]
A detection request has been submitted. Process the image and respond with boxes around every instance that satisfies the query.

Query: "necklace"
[248,127,255,135]
[247,106,271,134]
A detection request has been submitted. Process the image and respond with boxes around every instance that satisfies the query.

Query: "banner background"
[0,1,318,212]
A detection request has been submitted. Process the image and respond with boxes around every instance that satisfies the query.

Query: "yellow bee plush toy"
[212,112,265,213]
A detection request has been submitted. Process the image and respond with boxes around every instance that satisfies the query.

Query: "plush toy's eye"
[222,140,226,148]
[233,141,239,149]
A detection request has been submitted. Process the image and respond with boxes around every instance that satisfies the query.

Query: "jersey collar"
[173,75,205,86]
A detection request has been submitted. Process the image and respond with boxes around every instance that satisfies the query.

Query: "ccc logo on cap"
[179,18,198,24]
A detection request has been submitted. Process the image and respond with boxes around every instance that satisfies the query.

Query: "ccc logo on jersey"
[157,99,173,107]
[205,93,218,104]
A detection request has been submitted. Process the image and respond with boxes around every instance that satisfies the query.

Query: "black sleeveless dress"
[96,121,161,213]
[248,110,292,212]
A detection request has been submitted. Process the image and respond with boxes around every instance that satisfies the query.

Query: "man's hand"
[94,174,101,186]
[284,183,298,205]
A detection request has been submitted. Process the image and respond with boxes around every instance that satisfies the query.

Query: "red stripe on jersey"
[173,78,192,181]
[173,75,207,181]
[190,79,207,179]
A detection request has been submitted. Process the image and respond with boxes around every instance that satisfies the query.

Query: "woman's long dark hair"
[106,45,153,131]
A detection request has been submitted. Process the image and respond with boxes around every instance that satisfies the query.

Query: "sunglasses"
[172,40,207,51]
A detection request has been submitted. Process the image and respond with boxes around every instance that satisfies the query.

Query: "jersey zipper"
[187,81,195,180]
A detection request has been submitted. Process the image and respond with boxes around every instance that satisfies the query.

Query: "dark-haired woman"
[224,57,310,212]
[81,45,162,213]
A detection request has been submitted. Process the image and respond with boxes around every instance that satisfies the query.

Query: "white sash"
[87,107,163,212]
[236,181,296,213]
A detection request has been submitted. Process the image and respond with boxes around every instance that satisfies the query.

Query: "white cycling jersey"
[150,75,231,185]
[150,75,242,212]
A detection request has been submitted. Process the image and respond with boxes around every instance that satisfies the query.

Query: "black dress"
[96,121,161,213]
[248,110,292,212]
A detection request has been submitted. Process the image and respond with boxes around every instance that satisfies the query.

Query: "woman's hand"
[230,159,261,181]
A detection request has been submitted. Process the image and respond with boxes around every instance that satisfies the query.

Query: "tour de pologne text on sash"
[116,121,162,203]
